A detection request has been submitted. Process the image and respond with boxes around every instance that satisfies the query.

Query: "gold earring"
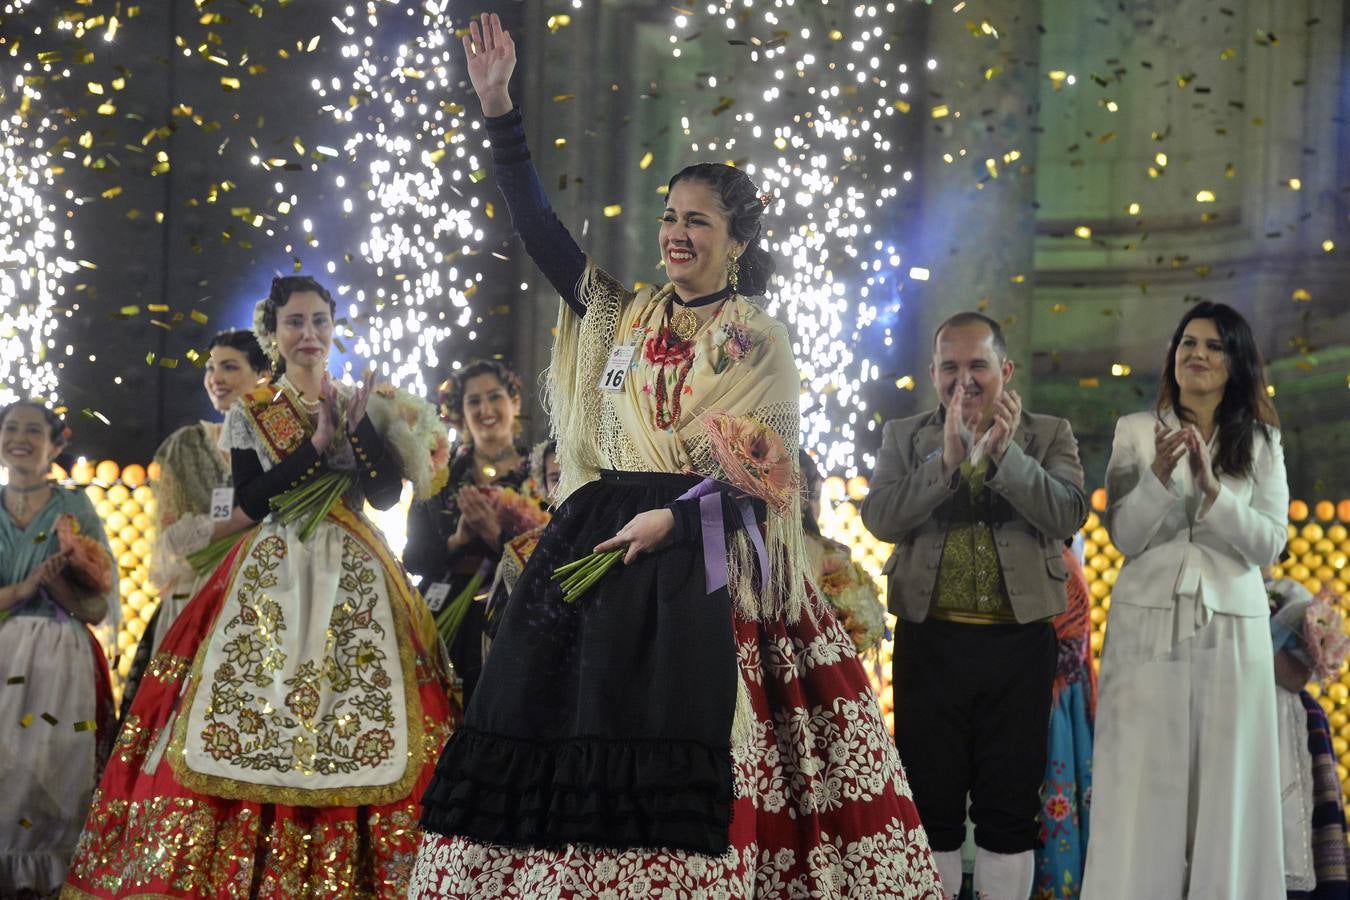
[727,255,740,293]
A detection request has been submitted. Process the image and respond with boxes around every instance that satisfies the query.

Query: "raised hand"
[462,12,515,117]
[1150,421,1188,487]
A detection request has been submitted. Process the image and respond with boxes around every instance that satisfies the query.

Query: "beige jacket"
[861,407,1088,623]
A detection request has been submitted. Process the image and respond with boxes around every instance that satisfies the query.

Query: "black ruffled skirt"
[419,470,739,856]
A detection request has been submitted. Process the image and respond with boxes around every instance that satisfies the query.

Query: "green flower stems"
[186,530,248,577]
[552,548,624,603]
[270,471,354,542]
[434,571,484,647]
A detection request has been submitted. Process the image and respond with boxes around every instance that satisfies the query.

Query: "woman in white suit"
[1083,301,1287,898]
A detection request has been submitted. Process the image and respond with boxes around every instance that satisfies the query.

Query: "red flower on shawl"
[643,326,694,368]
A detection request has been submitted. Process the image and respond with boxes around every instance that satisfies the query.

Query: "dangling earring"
[727,254,740,293]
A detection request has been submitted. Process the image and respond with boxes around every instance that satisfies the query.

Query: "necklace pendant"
[670,305,700,342]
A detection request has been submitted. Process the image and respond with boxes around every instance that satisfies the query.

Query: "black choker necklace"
[669,285,734,340]
[671,285,734,308]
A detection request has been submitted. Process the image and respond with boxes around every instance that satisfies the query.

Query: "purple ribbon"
[676,478,771,595]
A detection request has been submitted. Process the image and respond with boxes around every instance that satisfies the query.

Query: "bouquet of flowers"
[55,513,113,595]
[700,410,796,514]
[366,384,452,501]
[479,485,551,536]
[1303,589,1350,685]
[815,546,886,654]
[434,486,551,645]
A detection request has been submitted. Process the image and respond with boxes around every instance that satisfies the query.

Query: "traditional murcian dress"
[1033,546,1096,900]
[120,421,231,716]
[409,106,940,898]
[0,487,117,896]
[63,380,458,899]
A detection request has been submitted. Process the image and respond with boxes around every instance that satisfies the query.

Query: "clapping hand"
[2,551,70,610]
[942,385,971,479]
[1182,425,1221,505]
[312,373,338,453]
[457,486,503,548]
[981,389,1022,465]
[346,367,376,430]
[1149,422,1188,487]
[463,13,515,117]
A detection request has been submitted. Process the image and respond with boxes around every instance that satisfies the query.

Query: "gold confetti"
[101,186,122,199]
[554,137,567,148]
[931,104,950,119]
[6,676,24,685]
[603,204,623,218]
[1292,288,1312,302]
[220,76,241,91]
[1079,378,1101,389]
[1073,225,1092,239]
[552,94,576,103]
[18,818,32,829]
[1322,240,1335,253]
[1195,190,1216,203]
[546,14,572,32]
[41,712,57,726]
[1126,202,1141,215]
[1286,178,1301,190]
[894,375,915,390]
[73,720,96,732]
[1111,363,1132,377]
[190,310,209,324]
[639,151,654,170]
[1050,303,1068,314]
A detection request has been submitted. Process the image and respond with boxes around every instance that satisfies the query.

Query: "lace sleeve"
[220,399,270,468]
[148,513,215,596]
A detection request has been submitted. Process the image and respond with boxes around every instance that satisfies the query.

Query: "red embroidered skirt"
[63,530,459,900]
[410,606,942,898]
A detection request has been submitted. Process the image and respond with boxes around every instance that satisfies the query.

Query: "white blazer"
[1105,410,1288,617]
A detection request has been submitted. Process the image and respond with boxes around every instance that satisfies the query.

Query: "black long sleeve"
[485,107,587,314]
[348,416,402,510]
[232,442,322,521]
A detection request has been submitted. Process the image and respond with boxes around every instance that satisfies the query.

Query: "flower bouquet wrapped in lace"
[56,513,113,595]
[367,384,452,501]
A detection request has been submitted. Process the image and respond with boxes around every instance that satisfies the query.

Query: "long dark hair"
[667,163,775,296]
[208,328,270,375]
[1154,301,1278,479]
[262,276,336,376]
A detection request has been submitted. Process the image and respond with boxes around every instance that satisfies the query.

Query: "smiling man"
[861,311,1088,900]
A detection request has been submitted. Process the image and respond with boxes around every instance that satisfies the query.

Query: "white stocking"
[933,849,964,900]
[973,847,1033,900]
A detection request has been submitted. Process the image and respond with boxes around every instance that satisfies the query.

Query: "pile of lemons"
[819,477,1350,795]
